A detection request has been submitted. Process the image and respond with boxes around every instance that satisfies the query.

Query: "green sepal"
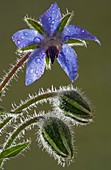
[59,90,93,125]
[45,57,51,70]
[58,12,72,34]
[17,44,38,53]
[24,17,44,34]
[42,117,74,159]
[0,142,29,159]
[66,39,87,47]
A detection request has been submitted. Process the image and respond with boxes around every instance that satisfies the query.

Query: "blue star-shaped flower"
[12,2,100,85]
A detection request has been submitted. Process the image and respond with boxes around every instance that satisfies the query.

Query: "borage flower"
[12,2,100,85]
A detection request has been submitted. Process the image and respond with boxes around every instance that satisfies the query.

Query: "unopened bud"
[38,116,74,166]
[58,89,93,125]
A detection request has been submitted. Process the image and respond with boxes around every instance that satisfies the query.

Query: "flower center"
[46,46,59,64]
[43,38,62,64]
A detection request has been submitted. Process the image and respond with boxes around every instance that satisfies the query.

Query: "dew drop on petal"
[30,56,35,60]
[37,58,40,62]
[24,32,28,36]
[34,37,41,43]
[65,36,70,40]
[17,40,21,45]
[58,54,62,58]
[48,17,52,21]
[35,58,41,63]
[63,46,69,53]
[42,52,45,56]
[51,20,55,25]
[28,68,34,74]
[35,70,38,74]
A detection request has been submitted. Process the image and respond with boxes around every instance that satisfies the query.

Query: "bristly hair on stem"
[0,53,30,97]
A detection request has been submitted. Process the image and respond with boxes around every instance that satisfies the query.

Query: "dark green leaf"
[24,17,44,34]
[0,142,29,159]
[58,13,72,34]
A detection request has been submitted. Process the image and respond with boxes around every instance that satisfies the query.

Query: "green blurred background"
[0,0,110,169]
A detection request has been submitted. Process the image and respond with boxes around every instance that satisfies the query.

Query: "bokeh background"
[0,0,110,170]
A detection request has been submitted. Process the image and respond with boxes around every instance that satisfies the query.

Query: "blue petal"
[26,48,46,85]
[61,25,100,44]
[40,2,61,36]
[57,44,78,81]
[12,29,44,49]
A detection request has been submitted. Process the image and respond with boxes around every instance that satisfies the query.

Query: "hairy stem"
[0,53,30,92]
[0,117,12,129]
[11,91,58,113]
[4,115,43,149]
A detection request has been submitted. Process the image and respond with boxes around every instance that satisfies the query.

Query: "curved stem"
[4,115,43,149]
[0,117,12,130]
[0,53,30,92]
[11,91,58,113]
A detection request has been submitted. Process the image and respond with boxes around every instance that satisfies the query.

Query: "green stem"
[4,115,43,149]
[11,91,58,113]
[0,159,3,169]
[0,115,43,168]
[0,117,12,129]
[0,53,30,92]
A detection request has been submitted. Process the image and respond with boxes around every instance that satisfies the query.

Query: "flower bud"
[38,116,74,166]
[57,88,93,125]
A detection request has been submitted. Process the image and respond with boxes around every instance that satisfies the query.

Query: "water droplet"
[24,32,28,36]
[63,45,70,54]
[48,17,52,21]
[58,54,62,58]
[28,68,34,74]
[51,20,55,25]
[42,52,45,56]
[35,70,38,74]
[37,58,40,62]
[17,40,21,45]
[82,30,85,33]
[35,58,41,63]
[34,37,41,43]
[65,36,70,40]
[21,36,24,39]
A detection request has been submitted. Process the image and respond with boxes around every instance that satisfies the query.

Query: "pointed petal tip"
[25,79,33,86]
[52,2,58,6]
[70,72,78,82]
[61,25,101,46]
[40,2,61,36]
[95,38,101,45]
